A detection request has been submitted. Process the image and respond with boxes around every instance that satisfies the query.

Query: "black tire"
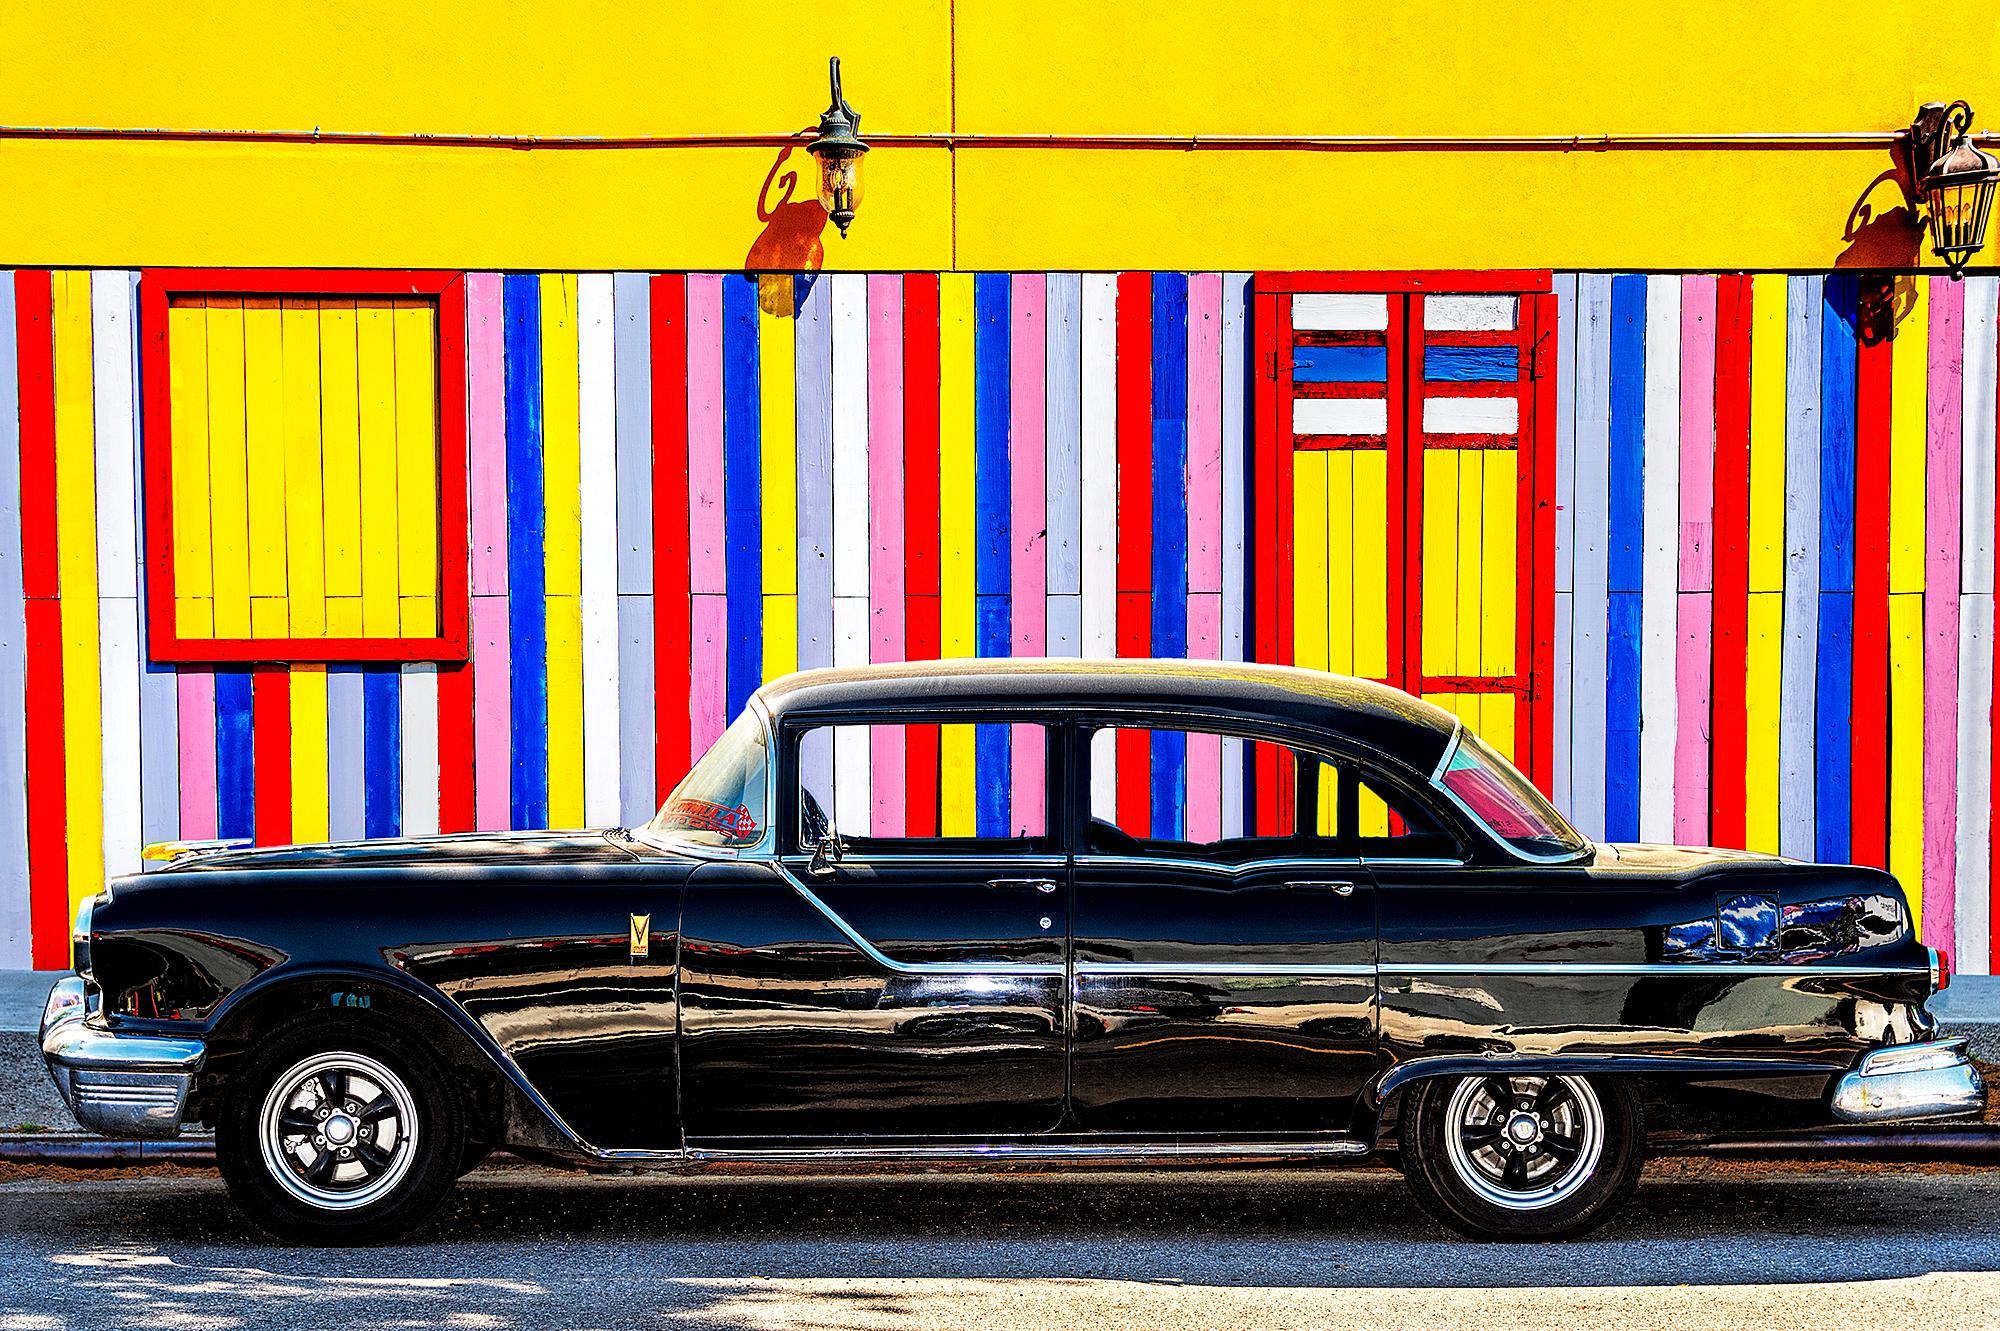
[217,1012,466,1245]
[1398,1071,1644,1241]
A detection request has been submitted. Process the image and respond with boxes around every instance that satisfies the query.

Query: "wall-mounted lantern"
[807,57,869,238]
[1910,101,2000,277]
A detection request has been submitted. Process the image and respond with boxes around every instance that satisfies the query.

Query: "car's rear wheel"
[218,1014,464,1244]
[1399,1071,1643,1241]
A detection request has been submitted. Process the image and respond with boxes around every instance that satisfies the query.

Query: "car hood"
[152,829,649,873]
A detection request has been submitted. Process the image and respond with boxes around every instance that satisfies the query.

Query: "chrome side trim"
[1831,1038,1986,1123]
[776,865,1065,976]
[1388,962,1929,977]
[1078,854,1363,876]
[587,1139,1375,1168]
[1077,962,1376,977]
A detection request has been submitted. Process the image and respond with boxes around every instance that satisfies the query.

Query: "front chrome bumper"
[40,976,206,1139]
[1830,1038,1986,1124]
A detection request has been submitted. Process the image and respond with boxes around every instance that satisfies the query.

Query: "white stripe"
[1422,396,1518,434]
[1424,295,1516,331]
[1080,274,1117,661]
[1292,292,1387,332]
[93,271,143,878]
[831,275,869,599]
[1637,275,1681,842]
[1956,595,1993,974]
[1963,277,1999,597]
[1550,275,1579,813]
[1294,397,1388,437]
[399,664,440,837]
[578,274,622,829]
[832,599,871,836]
[1089,726,1116,823]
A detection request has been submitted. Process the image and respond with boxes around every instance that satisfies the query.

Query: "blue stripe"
[1151,274,1189,838]
[1423,345,1519,382]
[363,667,402,839]
[1601,274,1646,843]
[501,273,548,830]
[722,274,764,720]
[1815,275,1859,860]
[214,670,254,840]
[1293,345,1388,383]
[974,274,1012,837]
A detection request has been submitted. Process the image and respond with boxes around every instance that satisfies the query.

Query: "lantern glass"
[817,150,865,236]
[1926,175,1999,268]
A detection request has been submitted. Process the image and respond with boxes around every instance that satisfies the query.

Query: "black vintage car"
[41,660,1982,1242]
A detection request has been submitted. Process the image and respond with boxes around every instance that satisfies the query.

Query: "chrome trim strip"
[1077,854,1363,875]
[678,1140,1374,1166]
[775,865,1066,976]
[1077,962,1376,976]
[1389,962,1929,976]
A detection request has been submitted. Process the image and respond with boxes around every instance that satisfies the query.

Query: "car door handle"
[1288,880,1358,896]
[989,877,1060,894]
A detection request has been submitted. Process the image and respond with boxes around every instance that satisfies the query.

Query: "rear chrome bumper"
[39,976,205,1139]
[1830,1038,1986,1124]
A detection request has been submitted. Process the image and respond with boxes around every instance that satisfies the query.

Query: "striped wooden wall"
[0,268,1996,983]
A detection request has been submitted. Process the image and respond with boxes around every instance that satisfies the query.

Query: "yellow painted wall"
[1,0,1994,271]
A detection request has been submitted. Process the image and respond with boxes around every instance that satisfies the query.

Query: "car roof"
[754,658,1461,775]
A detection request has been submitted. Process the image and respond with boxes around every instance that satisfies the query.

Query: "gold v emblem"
[629,913,651,959]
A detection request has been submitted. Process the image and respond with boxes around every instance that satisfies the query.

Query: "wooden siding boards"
[612,271,656,824]
[1817,274,1860,864]
[1637,274,1682,844]
[1567,274,1611,841]
[1924,278,1965,950]
[1962,276,2000,972]
[1220,273,1250,838]
[1603,274,1646,844]
[1780,275,1824,861]
[0,272,25,960]
[1549,273,1578,815]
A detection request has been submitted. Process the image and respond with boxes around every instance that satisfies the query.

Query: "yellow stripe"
[53,271,101,922]
[394,301,438,636]
[1481,449,1516,675]
[759,279,798,679]
[1325,450,1353,675]
[1455,446,1482,672]
[289,664,328,842]
[319,302,362,636]
[204,298,250,638]
[541,275,584,827]
[1889,592,1925,932]
[763,594,798,682]
[1421,449,1457,677]
[1293,450,1328,674]
[280,301,326,637]
[1483,692,1517,765]
[1351,448,1388,678]
[1744,280,1787,852]
[1888,288,1928,595]
[167,303,214,637]
[242,299,287,635]
[1745,591,1783,851]
[355,300,399,637]
[939,274,978,836]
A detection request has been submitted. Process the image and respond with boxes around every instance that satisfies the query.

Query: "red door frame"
[1251,271,1557,794]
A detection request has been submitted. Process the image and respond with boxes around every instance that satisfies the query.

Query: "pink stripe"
[1673,595,1713,844]
[176,671,217,839]
[472,595,512,831]
[466,273,508,596]
[1678,275,1718,592]
[1010,274,1048,832]
[1923,276,1966,950]
[868,275,907,836]
[690,595,728,754]
[686,275,727,596]
[1187,273,1224,594]
[1187,594,1222,840]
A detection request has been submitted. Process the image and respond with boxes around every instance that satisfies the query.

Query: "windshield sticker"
[665,798,759,838]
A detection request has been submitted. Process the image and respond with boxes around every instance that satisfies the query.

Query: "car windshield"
[1436,728,1588,860]
[644,709,769,848]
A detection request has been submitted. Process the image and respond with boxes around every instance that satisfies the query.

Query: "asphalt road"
[4,1162,1999,1330]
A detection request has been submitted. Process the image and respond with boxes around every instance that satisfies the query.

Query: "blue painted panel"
[213,670,254,841]
[1294,345,1388,383]
[363,667,402,839]
[974,275,1013,839]
[1603,592,1643,843]
[1814,592,1853,862]
[501,273,548,830]
[1423,345,1520,382]
[1819,276,1857,595]
[1151,274,1189,837]
[721,274,763,720]
[1601,275,1646,843]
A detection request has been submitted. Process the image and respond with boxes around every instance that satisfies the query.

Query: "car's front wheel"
[1398,1071,1644,1241]
[218,1014,465,1244]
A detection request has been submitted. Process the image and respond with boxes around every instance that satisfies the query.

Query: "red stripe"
[16,273,68,969]
[1524,290,1558,791]
[903,274,942,837]
[1114,274,1151,825]
[651,274,693,801]
[1852,301,1894,870]
[252,668,291,845]
[1251,292,1284,834]
[1708,275,1752,850]
[437,662,475,832]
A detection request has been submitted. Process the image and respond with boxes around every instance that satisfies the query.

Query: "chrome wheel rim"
[258,1051,419,1211]
[1442,1073,1604,1212]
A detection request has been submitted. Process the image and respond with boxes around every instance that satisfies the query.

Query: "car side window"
[796,721,1051,853]
[1309,759,1460,860]
[1084,725,1316,863]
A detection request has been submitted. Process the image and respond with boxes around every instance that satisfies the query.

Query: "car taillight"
[1930,946,1952,992]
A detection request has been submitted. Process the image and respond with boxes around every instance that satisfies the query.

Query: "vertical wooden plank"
[1889,288,1930,917]
[1114,273,1150,833]
[1817,276,1859,863]
[759,274,799,685]
[1674,276,1718,843]
[393,301,438,637]
[205,299,251,638]
[501,273,548,829]
[1353,449,1389,678]
[242,299,288,637]
[685,275,727,755]
[613,272,656,822]
[901,275,941,835]
[578,273,622,828]
[1187,273,1224,603]
[1742,274,1789,854]
[974,274,1014,839]
[53,271,104,923]
[1634,278,1682,841]
[318,301,363,636]
[939,273,978,835]
[1924,277,1965,947]
[542,274,585,829]
[354,300,400,637]
[830,274,868,823]
[1851,287,1894,869]
[471,595,511,830]
[467,275,509,598]
[1150,273,1191,838]
[1710,275,1754,850]
[1568,273,1612,840]
[1779,275,1824,860]
[400,662,440,836]
[250,667,290,845]
[1960,275,1999,971]
[1455,439,1485,679]
[832,601,872,836]
[289,664,328,842]
[0,272,27,952]
[278,300,326,636]
[1325,450,1353,675]
[648,274,691,795]
[720,274,763,721]
[1080,274,1117,661]
[1550,272,1578,813]
[212,670,253,840]
[796,272,835,687]
[1047,273,1083,604]
[869,273,907,836]
[91,271,143,880]
[325,666,366,840]
[361,666,401,838]
[176,672,217,840]
[1295,452,1329,677]
[1220,274,1249,836]
[1603,274,1647,844]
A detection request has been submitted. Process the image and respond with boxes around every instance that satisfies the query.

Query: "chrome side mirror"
[807,832,843,877]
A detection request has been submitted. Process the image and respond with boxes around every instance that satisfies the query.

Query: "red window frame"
[1251,270,1557,793]
[138,268,469,663]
